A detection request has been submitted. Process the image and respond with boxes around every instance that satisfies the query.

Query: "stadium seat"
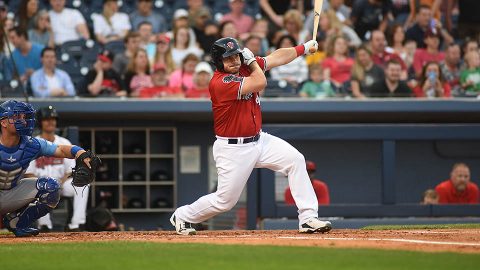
[263,79,298,97]
[0,80,28,98]
[60,39,102,64]
[57,62,84,89]
[104,40,126,55]
[79,50,99,69]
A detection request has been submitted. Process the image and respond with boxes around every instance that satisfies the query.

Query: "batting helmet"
[306,160,316,172]
[36,105,58,129]
[0,100,36,136]
[211,37,244,72]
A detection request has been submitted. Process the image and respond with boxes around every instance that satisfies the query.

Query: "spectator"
[459,50,480,97]
[185,62,213,98]
[92,0,131,45]
[328,0,352,25]
[280,9,309,44]
[124,48,152,97]
[412,28,445,77]
[391,0,410,25]
[243,34,264,56]
[405,5,453,49]
[187,0,212,28]
[0,1,7,22]
[220,0,254,35]
[403,39,417,71]
[350,0,392,40]
[369,59,413,97]
[8,26,43,83]
[370,30,408,78]
[139,63,183,98]
[166,9,197,49]
[270,35,308,89]
[285,160,330,205]
[152,34,175,75]
[219,20,239,40]
[137,21,156,62]
[446,0,480,41]
[413,61,451,98]
[112,31,141,76]
[406,0,442,27]
[351,45,385,98]
[194,20,218,56]
[26,106,89,232]
[16,0,39,31]
[129,0,166,34]
[435,163,479,204]
[1,17,15,57]
[462,38,478,56]
[259,0,303,36]
[80,50,127,97]
[422,189,439,204]
[322,35,354,92]
[28,10,54,48]
[30,47,75,97]
[386,24,408,62]
[299,65,336,99]
[440,43,462,96]
[171,26,203,68]
[49,0,90,45]
[168,53,199,92]
[241,18,270,56]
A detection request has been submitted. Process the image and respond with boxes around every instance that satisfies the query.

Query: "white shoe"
[170,214,196,235]
[299,218,332,233]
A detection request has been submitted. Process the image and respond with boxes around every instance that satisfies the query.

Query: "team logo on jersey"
[222,74,242,84]
[226,41,235,49]
[7,156,16,163]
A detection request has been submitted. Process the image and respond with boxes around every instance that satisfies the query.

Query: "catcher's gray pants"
[0,178,38,214]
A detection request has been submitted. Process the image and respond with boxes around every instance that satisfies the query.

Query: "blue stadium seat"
[57,62,84,88]
[104,40,126,55]
[79,50,99,69]
[0,80,27,98]
[60,39,103,64]
[263,79,298,97]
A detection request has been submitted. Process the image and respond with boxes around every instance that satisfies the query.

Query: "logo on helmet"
[226,41,235,49]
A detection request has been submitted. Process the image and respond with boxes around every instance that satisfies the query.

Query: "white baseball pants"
[175,132,318,226]
[37,178,89,229]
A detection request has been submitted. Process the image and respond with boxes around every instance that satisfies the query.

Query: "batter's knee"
[214,196,238,212]
[36,177,60,208]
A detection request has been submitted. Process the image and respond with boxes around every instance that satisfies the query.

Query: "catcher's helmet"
[0,100,36,136]
[36,105,58,128]
[211,37,244,72]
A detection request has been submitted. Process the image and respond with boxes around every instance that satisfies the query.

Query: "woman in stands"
[413,61,451,98]
[28,10,54,48]
[170,26,203,68]
[92,0,131,45]
[321,35,354,94]
[16,0,39,31]
[350,45,385,98]
[124,48,152,97]
[168,53,199,93]
[153,34,175,75]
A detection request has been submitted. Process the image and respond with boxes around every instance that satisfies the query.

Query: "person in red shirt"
[185,61,213,98]
[412,28,445,78]
[170,37,332,235]
[413,61,451,98]
[370,30,408,79]
[138,63,183,98]
[435,163,479,204]
[285,160,330,205]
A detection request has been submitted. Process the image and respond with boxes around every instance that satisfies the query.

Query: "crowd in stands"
[0,0,479,99]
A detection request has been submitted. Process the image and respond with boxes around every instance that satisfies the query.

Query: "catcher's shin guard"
[12,177,60,230]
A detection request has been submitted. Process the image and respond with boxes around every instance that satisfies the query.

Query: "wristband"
[294,45,305,57]
[71,145,84,157]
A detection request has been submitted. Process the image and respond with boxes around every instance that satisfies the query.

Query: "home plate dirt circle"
[1,229,479,253]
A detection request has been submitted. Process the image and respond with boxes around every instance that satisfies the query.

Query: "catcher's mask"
[36,105,59,129]
[211,37,244,72]
[0,100,36,136]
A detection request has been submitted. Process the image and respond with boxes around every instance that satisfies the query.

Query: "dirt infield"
[1,229,479,254]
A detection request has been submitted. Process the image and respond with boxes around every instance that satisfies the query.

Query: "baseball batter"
[171,37,332,235]
[0,100,92,237]
[26,106,89,232]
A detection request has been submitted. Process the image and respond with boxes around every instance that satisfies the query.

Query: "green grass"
[361,223,480,230]
[1,242,479,270]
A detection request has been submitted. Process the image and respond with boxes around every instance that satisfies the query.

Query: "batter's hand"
[242,48,256,65]
[303,40,318,55]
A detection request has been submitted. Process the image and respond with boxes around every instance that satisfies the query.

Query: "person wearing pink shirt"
[168,53,199,92]
[221,0,254,35]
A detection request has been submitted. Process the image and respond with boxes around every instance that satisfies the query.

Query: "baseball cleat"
[299,218,332,234]
[3,216,40,237]
[170,214,196,235]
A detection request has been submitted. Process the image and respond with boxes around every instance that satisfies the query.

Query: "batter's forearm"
[265,48,297,69]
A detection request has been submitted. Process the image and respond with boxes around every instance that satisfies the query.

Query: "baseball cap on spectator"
[157,34,170,44]
[153,63,167,73]
[98,50,114,63]
[174,9,189,20]
[306,160,316,172]
[424,28,440,39]
[195,62,213,75]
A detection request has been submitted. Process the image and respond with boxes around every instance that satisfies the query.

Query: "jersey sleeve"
[213,74,245,101]
[35,137,58,157]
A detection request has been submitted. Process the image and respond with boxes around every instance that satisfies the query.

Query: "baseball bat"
[309,0,324,54]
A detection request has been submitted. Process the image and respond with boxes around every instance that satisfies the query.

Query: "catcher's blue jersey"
[0,136,57,190]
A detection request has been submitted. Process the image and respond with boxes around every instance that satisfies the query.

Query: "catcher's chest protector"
[0,136,41,190]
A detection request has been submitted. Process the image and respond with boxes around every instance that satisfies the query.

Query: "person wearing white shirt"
[26,106,89,232]
[92,0,131,45]
[270,35,308,88]
[48,0,90,45]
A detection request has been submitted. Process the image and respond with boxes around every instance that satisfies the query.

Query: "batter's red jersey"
[209,57,267,137]
[284,179,330,205]
[435,179,479,204]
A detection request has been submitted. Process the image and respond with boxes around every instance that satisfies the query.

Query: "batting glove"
[303,40,318,55]
[242,47,256,65]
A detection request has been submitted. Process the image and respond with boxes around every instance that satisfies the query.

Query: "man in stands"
[285,160,330,205]
[49,0,90,45]
[435,163,479,204]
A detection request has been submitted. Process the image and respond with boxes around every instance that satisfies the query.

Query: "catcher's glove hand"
[72,150,101,187]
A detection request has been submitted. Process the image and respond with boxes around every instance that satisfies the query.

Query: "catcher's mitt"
[72,150,101,187]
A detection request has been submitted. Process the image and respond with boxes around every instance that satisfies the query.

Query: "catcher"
[0,100,100,237]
